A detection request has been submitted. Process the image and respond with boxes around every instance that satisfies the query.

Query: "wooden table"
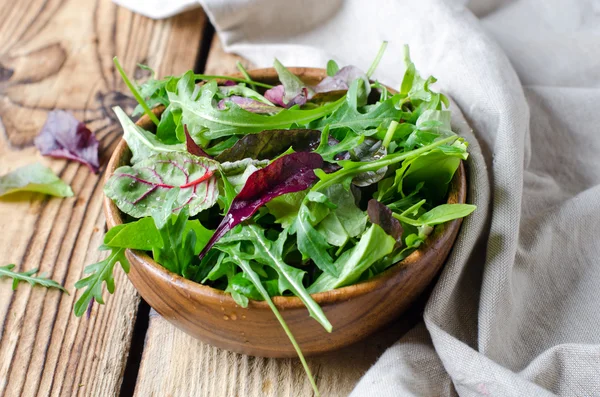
[0,3,423,396]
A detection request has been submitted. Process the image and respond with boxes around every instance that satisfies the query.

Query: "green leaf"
[294,203,337,277]
[265,191,307,228]
[0,264,68,293]
[104,151,219,219]
[219,225,332,332]
[326,60,339,76]
[417,204,476,226]
[113,57,159,125]
[0,163,73,198]
[74,247,129,316]
[216,243,320,396]
[273,58,315,103]
[104,217,163,251]
[168,75,345,141]
[314,127,364,163]
[315,185,367,247]
[113,106,186,164]
[312,79,402,133]
[153,209,199,276]
[308,224,395,292]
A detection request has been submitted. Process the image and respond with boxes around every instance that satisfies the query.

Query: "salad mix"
[73,43,475,394]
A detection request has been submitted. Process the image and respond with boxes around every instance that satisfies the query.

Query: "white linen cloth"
[115,0,600,395]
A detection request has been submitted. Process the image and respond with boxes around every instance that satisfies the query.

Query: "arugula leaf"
[168,74,345,140]
[293,202,337,276]
[0,163,73,198]
[308,224,395,292]
[312,79,401,133]
[1,264,67,292]
[314,126,364,163]
[113,106,186,164]
[104,151,219,219]
[74,247,129,317]
[216,243,321,396]
[219,225,332,332]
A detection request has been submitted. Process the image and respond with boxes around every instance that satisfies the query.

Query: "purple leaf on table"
[34,110,100,173]
[198,152,324,259]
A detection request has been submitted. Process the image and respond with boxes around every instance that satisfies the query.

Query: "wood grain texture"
[0,2,206,396]
[134,308,415,397]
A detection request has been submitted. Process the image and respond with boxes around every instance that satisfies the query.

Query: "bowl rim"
[103,67,467,311]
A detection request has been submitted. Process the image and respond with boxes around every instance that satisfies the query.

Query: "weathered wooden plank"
[134,309,413,397]
[133,36,421,397]
[0,3,207,396]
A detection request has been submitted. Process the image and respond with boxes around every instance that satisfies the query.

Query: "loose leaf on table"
[0,163,73,198]
[367,199,403,246]
[34,110,100,173]
[74,247,129,317]
[308,224,395,293]
[168,75,344,140]
[0,264,67,292]
[215,129,322,162]
[216,243,321,396]
[114,106,186,164]
[104,151,219,219]
[218,225,332,332]
[198,152,324,259]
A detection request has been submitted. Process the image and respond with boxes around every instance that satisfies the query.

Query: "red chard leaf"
[217,96,280,114]
[35,110,100,173]
[367,199,403,247]
[199,152,323,259]
[104,151,219,219]
[184,125,210,158]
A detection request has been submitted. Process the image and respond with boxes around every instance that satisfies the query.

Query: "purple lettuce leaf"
[198,152,323,259]
[34,110,100,173]
[264,85,309,108]
[184,125,210,158]
[217,96,280,114]
[314,65,370,96]
[367,199,403,247]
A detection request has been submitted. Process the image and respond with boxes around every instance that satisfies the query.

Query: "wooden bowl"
[104,68,467,358]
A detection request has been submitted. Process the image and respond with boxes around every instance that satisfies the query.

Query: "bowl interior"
[103,67,467,310]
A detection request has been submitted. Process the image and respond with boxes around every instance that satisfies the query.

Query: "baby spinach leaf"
[34,110,100,173]
[1,264,67,293]
[168,75,344,140]
[308,224,395,293]
[315,185,367,247]
[215,129,322,162]
[104,151,219,219]
[198,152,323,260]
[104,217,163,251]
[0,163,73,198]
[114,106,186,164]
[417,204,476,226]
